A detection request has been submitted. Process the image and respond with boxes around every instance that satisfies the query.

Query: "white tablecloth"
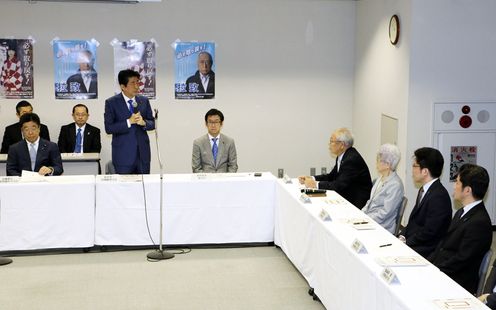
[0,175,95,251]
[274,180,489,310]
[94,173,276,245]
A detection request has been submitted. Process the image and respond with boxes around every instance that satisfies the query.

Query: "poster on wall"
[174,42,215,100]
[0,39,34,99]
[53,39,99,100]
[112,39,156,99]
[450,146,477,181]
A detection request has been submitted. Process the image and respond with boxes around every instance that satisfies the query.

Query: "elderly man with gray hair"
[362,144,405,234]
[299,127,372,209]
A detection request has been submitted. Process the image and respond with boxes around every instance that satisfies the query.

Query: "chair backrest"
[105,160,115,175]
[394,196,408,236]
[477,249,493,296]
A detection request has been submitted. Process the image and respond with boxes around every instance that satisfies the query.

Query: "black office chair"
[477,249,493,296]
[394,196,408,236]
[0,257,12,266]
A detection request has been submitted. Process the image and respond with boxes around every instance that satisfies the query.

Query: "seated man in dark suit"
[1,100,50,154]
[429,164,492,294]
[298,127,372,209]
[399,147,452,258]
[58,104,101,153]
[6,113,63,176]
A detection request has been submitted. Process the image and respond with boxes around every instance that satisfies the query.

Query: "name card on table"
[0,176,19,183]
[319,209,332,222]
[300,193,311,204]
[283,174,293,184]
[381,267,400,285]
[351,238,368,254]
[433,299,484,309]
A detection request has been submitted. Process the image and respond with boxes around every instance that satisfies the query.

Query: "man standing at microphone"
[104,69,155,174]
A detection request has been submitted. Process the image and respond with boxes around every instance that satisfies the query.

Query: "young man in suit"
[104,69,154,174]
[192,109,238,173]
[1,100,50,154]
[6,113,63,176]
[57,104,101,153]
[399,147,452,258]
[429,164,492,294]
[298,127,372,209]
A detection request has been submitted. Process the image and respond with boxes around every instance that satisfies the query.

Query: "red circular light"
[461,105,471,114]
[459,115,472,128]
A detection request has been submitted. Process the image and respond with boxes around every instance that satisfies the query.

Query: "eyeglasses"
[329,140,342,145]
[22,126,40,133]
[412,164,421,168]
[74,113,88,117]
[207,121,221,126]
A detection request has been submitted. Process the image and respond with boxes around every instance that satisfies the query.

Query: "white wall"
[405,0,496,218]
[354,0,411,181]
[0,0,356,176]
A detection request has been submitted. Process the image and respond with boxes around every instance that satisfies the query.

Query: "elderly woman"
[362,144,404,234]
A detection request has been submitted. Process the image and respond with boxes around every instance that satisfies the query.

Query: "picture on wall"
[450,146,477,181]
[113,40,156,99]
[53,39,98,100]
[0,38,34,99]
[174,42,215,100]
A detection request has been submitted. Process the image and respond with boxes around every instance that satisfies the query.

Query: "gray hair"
[377,143,401,171]
[333,128,354,148]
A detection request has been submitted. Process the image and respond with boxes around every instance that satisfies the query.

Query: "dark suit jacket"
[104,93,154,173]
[186,70,215,99]
[1,122,50,154]
[66,69,97,98]
[57,122,101,153]
[487,293,496,309]
[428,202,492,294]
[314,147,372,209]
[6,138,63,176]
[404,179,452,258]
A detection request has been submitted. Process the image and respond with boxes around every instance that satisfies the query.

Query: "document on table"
[375,256,429,267]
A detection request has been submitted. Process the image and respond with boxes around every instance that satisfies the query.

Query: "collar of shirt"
[122,93,135,104]
[461,200,483,218]
[75,123,87,132]
[26,136,40,151]
[208,133,220,147]
[337,152,345,171]
[422,178,438,196]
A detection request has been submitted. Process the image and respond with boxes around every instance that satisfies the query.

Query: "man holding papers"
[429,164,492,294]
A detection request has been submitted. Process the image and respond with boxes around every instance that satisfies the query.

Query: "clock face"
[389,15,400,45]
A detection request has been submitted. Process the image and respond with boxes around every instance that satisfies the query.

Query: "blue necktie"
[29,143,36,171]
[74,128,82,153]
[128,99,134,115]
[212,138,218,162]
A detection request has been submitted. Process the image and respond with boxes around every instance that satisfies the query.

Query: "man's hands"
[129,112,146,126]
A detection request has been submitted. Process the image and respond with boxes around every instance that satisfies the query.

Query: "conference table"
[94,173,276,245]
[0,172,276,251]
[0,172,489,309]
[275,179,488,310]
[0,153,100,176]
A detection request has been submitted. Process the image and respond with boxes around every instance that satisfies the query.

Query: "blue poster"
[174,42,215,100]
[53,39,98,100]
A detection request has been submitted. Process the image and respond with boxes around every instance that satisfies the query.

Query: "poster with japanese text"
[53,39,98,100]
[174,42,215,100]
[113,40,156,99]
[450,146,477,181]
[0,39,34,99]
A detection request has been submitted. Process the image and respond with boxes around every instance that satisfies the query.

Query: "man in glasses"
[192,109,237,173]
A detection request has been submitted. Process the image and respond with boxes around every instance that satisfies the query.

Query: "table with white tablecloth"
[94,173,276,245]
[0,175,95,251]
[274,179,489,310]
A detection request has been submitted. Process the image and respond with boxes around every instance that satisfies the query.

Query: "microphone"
[154,109,159,120]
[132,101,138,113]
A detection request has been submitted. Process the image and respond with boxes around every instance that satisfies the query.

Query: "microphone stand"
[147,109,174,261]
[0,257,12,266]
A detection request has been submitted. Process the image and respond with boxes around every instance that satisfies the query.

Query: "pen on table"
[379,243,392,248]
[353,221,369,225]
